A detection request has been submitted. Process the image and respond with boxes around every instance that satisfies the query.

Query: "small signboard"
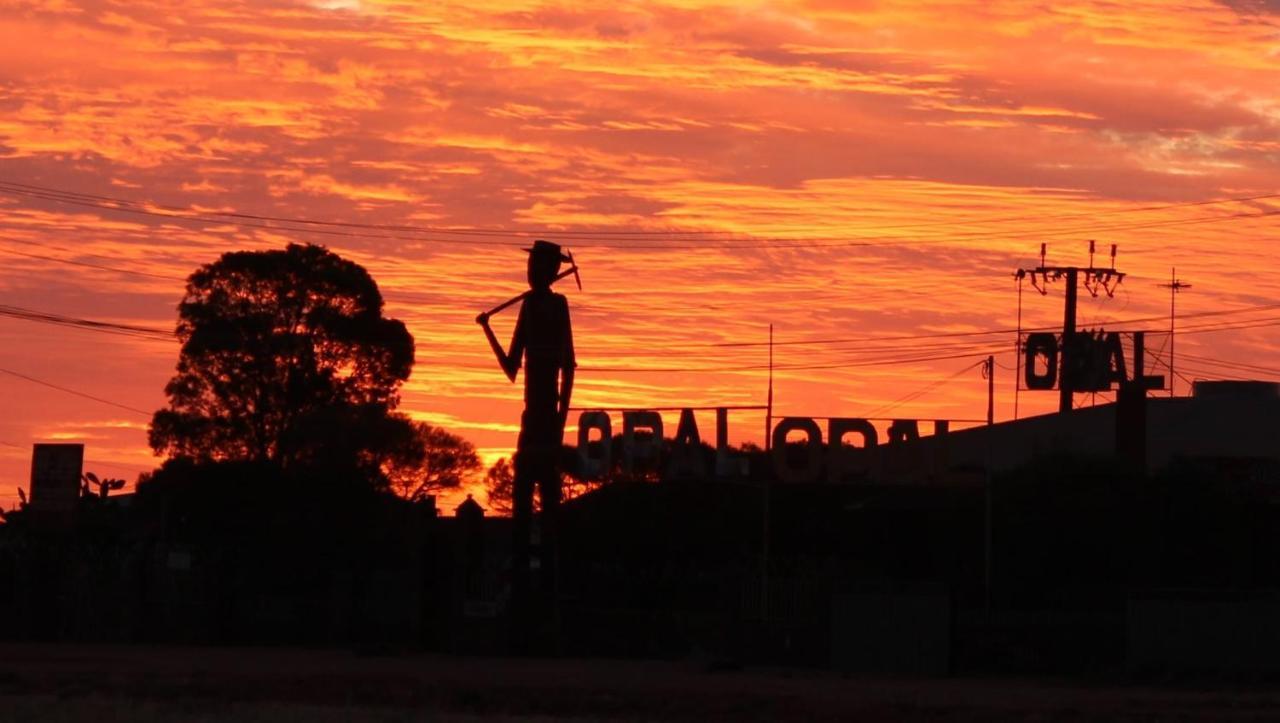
[30,443,84,516]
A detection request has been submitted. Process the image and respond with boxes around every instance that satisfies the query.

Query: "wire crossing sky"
[0,0,1278,506]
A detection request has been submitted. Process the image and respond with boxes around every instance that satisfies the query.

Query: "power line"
[708,325,1055,349]
[83,459,150,474]
[0,301,1272,385]
[3,295,1277,372]
[0,241,186,281]
[512,313,1279,363]
[0,366,153,417]
[0,292,909,367]
[1177,317,1280,336]
[1176,352,1280,377]
[0,297,1016,374]
[580,335,1029,364]
[576,348,1006,374]
[0,322,1266,431]
[706,303,1280,348]
[1174,363,1256,383]
[1149,351,1261,383]
[859,360,985,419]
[0,303,173,341]
[0,293,1164,366]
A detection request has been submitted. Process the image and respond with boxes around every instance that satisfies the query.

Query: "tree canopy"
[385,421,483,502]
[149,243,416,481]
[484,457,515,515]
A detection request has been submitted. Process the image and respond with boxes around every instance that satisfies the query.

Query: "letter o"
[827,418,877,483]
[771,417,823,484]
[1024,332,1058,390]
[577,411,612,480]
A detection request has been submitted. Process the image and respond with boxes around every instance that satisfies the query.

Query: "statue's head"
[526,239,568,290]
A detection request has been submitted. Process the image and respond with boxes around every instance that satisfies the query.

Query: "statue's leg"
[510,449,536,651]
[540,466,563,653]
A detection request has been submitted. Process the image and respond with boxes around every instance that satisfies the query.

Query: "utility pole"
[765,324,774,450]
[1060,266,1078,413]
[986,355,995,427]
[762,324,773,623]
[1158,269,1191,397]
[983,355,994,618]
[1016,242,1126,413]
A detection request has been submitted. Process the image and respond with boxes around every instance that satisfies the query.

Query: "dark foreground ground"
[2,644,1279,722]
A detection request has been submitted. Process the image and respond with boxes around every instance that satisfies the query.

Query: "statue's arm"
[476,307,523,382]
[558,297,576,426]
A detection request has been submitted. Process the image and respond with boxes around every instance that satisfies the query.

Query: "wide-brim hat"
[524,239,573,263]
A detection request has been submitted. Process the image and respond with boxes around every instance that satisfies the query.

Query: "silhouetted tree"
[385,421,482,502]
[485,457,515,515]
[149,243,415,480]
[483,445,600,515]
[560,445,602,500]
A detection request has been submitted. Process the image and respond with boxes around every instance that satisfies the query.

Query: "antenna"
[1158,268,1192,397]
[765,324,774,452]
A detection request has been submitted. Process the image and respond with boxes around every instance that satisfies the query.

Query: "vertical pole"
[984,355,994,618]
[1118,333,1149,471]
[1159,269,1190,397]
[761,471,771,623]
[1014,275,1023,420]
[987,355,995,427]
[762,324,773,624]
[1058,268,1078,413]
[765,324,774,451]
[1169,267,1176,398]
[1134,331,1146,387]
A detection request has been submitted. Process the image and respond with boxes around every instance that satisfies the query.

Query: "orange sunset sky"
[1,0,1278,510]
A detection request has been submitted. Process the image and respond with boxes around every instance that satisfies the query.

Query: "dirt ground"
[1,644,1278,722]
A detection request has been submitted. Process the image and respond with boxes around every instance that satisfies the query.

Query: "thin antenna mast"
[983,355,994,618]
[1014,270,1025,420]
[1159,269,1192,397]
[765,324,774,451]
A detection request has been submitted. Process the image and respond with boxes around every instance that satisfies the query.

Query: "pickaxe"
[478,250,582,320]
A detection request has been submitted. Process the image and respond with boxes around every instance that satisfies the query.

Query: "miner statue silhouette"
[477,239,579,651]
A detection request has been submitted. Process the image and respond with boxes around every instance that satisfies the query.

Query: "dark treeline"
[4,450,1278,669]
